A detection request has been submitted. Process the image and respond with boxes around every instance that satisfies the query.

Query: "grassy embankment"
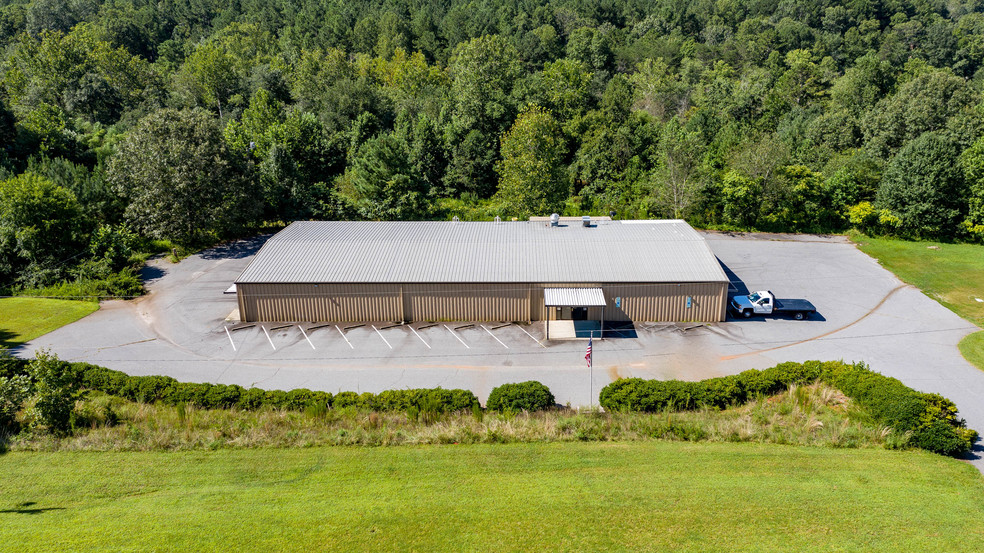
[854,235,984,371]
[2,442,983,551]
[0,297,98,348]
[9,383,896,452]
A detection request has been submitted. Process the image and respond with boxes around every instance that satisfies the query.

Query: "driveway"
[19,231,984,467]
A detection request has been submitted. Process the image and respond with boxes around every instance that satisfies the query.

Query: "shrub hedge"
[486,381,556,411]
[599,360,977,457]
[2,359,478,413]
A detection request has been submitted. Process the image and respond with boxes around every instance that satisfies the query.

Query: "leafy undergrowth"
[8,384,897,452]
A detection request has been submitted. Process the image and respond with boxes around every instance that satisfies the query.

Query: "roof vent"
[550,213,560,227]
[609,210,616,220]
[452,216,460,222]
[494,216,501,224]
[582,215,591,227]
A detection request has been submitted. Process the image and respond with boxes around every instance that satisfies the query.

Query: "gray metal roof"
[236,220,728,284]
[544,288,606,306]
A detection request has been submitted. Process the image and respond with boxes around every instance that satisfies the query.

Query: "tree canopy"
[2,0,984,291]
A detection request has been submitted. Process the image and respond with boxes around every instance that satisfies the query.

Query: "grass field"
[0,297,98,348]
[854,235,984,370]
[1,442,982,551]
[959,331,984,373]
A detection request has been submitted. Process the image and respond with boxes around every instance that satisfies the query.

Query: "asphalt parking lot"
[19,231,984,466]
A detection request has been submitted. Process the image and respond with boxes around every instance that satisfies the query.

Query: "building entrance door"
[571,307,588,320]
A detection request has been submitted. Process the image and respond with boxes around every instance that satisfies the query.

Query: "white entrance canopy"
[544,287,606,307]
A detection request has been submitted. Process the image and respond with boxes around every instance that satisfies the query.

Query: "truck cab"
[732,291,775,316]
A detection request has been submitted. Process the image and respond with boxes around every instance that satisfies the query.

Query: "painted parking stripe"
[409,326,431,348]
[372,325,393,349]
[224,326,237,352]
[444,324,470,349]
[481,325,508,349]
[516,324,546,348]
[261,325,277,350]
[298,325,316,350]
[335,325,354,349]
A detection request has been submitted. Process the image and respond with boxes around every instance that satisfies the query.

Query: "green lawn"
[854,235,984,370]
[959,331,984,373]
[2,442,983,551]
[0,297,98,348]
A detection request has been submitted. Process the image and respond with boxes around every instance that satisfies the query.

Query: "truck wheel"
[794,312,805,320]
[742,310,752,319]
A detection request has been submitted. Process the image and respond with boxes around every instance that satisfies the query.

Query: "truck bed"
[773,298,816,313]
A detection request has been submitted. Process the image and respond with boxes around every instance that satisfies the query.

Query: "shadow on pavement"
[719,258,749,297]
[139,264,167,285]
[960,441,983,463]
[200,235,271,260]
[601,322,637,339]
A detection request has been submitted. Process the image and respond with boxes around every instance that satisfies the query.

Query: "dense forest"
[1,0,984,295]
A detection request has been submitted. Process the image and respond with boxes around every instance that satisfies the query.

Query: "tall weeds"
[9,384,898,452]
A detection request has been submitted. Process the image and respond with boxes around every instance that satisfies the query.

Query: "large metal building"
[235,218,729,325]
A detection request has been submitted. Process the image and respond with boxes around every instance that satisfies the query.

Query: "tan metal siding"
[598,282,727,322]
[238,281,727,323]
[404,284,529,322]
[532,282,726,322]
[238,283,401,322]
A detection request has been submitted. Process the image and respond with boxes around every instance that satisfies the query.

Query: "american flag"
[585,336,592,368]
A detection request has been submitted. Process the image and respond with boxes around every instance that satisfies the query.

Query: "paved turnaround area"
[20,232,984,467]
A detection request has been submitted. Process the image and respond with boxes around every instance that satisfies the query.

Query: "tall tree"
[108,109,258,245]
[876,132,967,238]
[494,106,568,217]
[958,136,984,228]
[0,172,86,287]
[338,132,429,220]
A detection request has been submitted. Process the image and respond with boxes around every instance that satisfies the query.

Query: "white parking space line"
[224,326,237,352]
[372,325,393,349]
[481,325,508,348]
[335,325,354,349]
[409,326,431,348]
[516,324,546,348]
[298,325,316,350]
[261,325,277,350]
[444,324,470,348]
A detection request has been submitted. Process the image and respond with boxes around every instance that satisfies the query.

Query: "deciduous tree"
[108,109,257,245]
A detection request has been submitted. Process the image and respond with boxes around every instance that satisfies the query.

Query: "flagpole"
[589,330,593,410]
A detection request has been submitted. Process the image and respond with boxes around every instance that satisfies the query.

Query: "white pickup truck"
[729,290,817,320]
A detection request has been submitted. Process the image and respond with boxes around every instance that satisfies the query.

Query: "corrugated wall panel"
[531,282,726,322]
[238,283,401,322]
[598,282,727,322]
[405,284,529,322]
[238,281,727,323]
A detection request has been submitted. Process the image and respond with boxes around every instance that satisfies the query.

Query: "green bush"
[26,350,77,435]
[911,420,972,457]
[486,381,555,412]
[599,360,976,457]
[57,360,476,414]
[0,374,31,432]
